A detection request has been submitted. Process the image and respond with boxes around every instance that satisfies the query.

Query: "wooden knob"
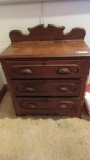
[60,87,69,92]
[24,87,36,92]
[58,67,71,74]
[28,104,36,109]
[21,102,37,109]
[59,104,68,109]
[58,102,75,110]
[19,68,33,74]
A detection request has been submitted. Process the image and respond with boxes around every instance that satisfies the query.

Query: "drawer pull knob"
[58,67,71,74]
[59,104,68,109]
[28,104,37,109]
[19,68,33,74]
[60,87,69,92]
[58,101,75,110]
[24,87,36,92]
[21,102,37,109]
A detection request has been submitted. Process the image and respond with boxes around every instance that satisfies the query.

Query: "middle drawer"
[11,79,82,97]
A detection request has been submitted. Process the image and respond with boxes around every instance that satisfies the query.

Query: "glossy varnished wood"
[0,40,90,59]
[0,24,90,117]
[0,25,89,59]
[11,79,82,97]
[15,97,79,116]
[5,60,85,79]
[9,24,86,42]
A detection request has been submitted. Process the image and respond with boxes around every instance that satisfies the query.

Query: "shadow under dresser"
[0,24,90,117]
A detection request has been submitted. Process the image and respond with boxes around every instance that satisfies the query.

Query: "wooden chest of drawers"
[0,24,90,117]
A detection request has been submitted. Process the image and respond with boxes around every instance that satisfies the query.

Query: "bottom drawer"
[14,97,80,116]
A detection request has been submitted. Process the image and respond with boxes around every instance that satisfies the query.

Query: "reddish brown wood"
[0,41,89,59]
[0,25,90,117]
[15,97,79,116]
[9,24,86,42]
[11,79,82,97]
[4,60,85,79]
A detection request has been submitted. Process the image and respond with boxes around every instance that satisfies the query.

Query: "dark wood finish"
[0,24,90,117]
[0,84,8,103]
[0,41,89,59]
[15,97,79,116]
[5,60,85,79]
[19,97,78,110]
[11,79,82,97]
[9,24,86,42]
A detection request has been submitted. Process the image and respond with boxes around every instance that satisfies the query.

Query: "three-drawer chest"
[0,24,90,117]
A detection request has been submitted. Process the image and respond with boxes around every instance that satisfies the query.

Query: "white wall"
[0,0,90,83]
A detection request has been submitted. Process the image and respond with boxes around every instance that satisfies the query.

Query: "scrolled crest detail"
[9,24,86,42]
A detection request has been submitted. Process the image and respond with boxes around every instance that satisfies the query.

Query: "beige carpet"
[0,92,90,160]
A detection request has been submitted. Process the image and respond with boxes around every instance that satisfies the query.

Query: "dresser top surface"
[0,40,90,59]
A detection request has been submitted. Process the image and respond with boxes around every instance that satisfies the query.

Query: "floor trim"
[0,84,8,103]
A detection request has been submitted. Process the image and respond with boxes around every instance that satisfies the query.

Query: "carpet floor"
[0,92,90,160]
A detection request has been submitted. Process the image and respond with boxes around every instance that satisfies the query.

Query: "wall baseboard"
[0,84,8,103]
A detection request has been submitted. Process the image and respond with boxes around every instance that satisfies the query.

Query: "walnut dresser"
[0,24,90,117]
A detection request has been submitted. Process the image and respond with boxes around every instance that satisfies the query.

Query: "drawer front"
[6,60,85,79]
[12,79,82,97]
[16,97,79,116]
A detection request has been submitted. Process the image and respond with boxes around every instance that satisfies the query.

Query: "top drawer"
[5,60,85,79]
